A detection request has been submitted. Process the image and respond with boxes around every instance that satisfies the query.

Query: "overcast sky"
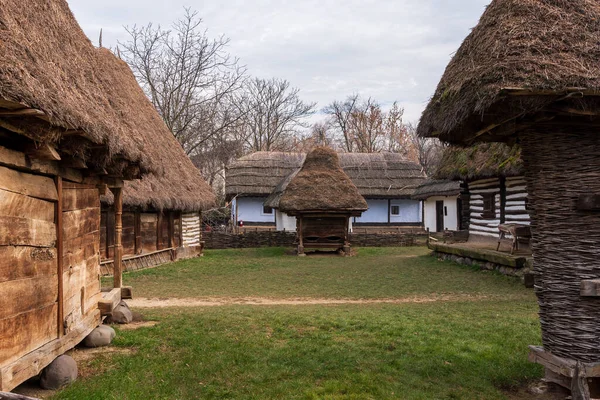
[68,0,489,124]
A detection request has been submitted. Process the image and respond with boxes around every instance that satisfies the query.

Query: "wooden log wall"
[503,176,530,225]
[182,212,201,247]
[0,167,58,371]
[61,181,102,335]
[468,178,502,237]
[0,146,102,391]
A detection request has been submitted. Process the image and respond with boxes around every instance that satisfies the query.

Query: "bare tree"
[323,94,359,152]
[407,122,445,175]
[120,8,247,156]
[325,95,412,154]
[239,78,316,152]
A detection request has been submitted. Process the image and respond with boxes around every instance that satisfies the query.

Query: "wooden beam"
[0,108,46,117]
[55,177,64,338]
[577,194,600,211]
[157,212,163,251]
[0,391,41,399]
[581,279,600,297]
[168,211,175,248]
[25,144,61,161]
[98,288,121,316]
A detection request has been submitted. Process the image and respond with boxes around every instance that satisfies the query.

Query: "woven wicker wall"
[522,127,600,363]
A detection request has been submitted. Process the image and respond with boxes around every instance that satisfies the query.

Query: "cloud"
[68,0,489,123]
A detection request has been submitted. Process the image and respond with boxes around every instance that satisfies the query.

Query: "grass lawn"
[60,247,541,399]
[117,247,531,300]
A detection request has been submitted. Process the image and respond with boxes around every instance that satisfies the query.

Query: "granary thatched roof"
[278,147,368,214]
[96,49,215,212]
[227,152,426,199]
[418,0,600,144]
[412,180,462,200]
[0,0,165,175]
[434,143,523,181]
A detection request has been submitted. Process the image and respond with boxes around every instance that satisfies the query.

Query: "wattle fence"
[202,230,418,250]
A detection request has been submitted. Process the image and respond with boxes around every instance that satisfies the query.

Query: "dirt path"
[128,294,488,308]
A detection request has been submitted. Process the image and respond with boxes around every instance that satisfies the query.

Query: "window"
[390,205,400,216]
[262,206,273,215]
[482,193,496,219]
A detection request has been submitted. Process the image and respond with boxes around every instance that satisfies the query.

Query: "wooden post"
[168,211,175,248]
[156,211,163,251]
[134,211,141,255]
[297,215,305,256]
[55,176,64,337]
[111,187,123,288]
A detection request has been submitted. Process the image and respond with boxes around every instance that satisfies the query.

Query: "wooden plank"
[111,187,123,288]
[581,279,600,297]
[25,144,60,161]
[0,166,57,201]
[0,391,41,399]
[62,188,99,212]
[0,189,54,222]
[0,216,56,247]
[528,346,575,378]
[0,309,99,392]
[0,276,58,320]
[98,288,121,316]
[0,303,58,366]
[63,208,100,241]
[0,247,56,283]
[577,194,600,211]
[55,176,64,338]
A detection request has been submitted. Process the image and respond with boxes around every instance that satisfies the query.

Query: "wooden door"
[436,201,444,232]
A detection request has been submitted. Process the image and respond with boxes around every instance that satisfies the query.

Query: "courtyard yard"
[56,247,542,399]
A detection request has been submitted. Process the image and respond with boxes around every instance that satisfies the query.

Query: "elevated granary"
[419,0,600,395]
[278,147,367,255]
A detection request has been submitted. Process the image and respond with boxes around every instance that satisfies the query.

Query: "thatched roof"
[227,152,426,199]
[96,50,215,212]
[418,0,600,144]
[412,180,462,200]
[278,147,368,214]
[0,0,164,174]
[434,143,523,181]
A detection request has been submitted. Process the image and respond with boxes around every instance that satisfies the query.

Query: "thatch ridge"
[227,152,426,199]
[417,0,600,143]
[96,49,215,212]
[412,180,462,200]
[434,143,522,181]
[278,147,368,213]
[0,0,161,172]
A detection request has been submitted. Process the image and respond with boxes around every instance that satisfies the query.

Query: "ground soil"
[127,294,489,308]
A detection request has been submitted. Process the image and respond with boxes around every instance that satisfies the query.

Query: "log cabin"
[418,0,600,395]
[274,147,368,255]
[0,0,214,392]
[434,143,529,238]
[99,167,214,274]
[226,152,426,231]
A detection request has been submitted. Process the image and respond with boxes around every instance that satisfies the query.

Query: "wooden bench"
[496,223,531,254]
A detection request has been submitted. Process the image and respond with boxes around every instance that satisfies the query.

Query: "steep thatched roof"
[418,0,600,144]
[0,0,163,174]
[435,143,523,181]
[96,50,215,212]
[412,180,462,200]
[227,152,426,199]
[278,147,368,214]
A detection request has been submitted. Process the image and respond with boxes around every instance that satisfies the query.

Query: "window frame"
[262,205,274,215]
[482,193,497,220]
[390,205,400,216]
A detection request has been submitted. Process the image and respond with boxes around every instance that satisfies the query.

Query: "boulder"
[106,301,133,324]
[40,355,77,390]
[82,325,116,348]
